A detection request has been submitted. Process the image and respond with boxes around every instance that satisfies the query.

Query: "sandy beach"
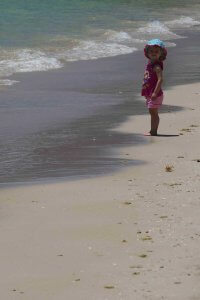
[0,81,200,300]
[1,1,200,299]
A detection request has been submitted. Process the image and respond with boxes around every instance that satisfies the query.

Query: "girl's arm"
[151,65,163,100]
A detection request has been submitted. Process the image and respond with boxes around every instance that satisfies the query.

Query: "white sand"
[0,82,200,300]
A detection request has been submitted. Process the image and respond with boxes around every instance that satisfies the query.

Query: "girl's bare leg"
[149,108,159,135]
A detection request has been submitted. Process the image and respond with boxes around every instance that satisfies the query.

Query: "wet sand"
[0,81,200,299]
[0,51,147,184]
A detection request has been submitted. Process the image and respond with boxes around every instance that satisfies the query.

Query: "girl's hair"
[144,39,167,61]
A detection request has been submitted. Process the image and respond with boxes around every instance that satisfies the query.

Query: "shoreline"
[1,28,200,185]
[0,42,184,185]
[0,81,200,299]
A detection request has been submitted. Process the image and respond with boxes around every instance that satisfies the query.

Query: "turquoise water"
[0,0,200,83]
[0,0,200,45]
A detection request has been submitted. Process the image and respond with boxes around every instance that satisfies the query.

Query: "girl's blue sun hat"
[144,39,167,61]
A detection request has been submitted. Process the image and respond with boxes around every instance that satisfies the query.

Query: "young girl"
[141,39,167,136]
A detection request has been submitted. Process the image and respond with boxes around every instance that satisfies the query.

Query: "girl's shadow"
[157,134,179,137]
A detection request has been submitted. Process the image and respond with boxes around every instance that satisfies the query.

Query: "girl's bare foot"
[150,130,157,136]
[144,131,157,136]
[144,132,151,136]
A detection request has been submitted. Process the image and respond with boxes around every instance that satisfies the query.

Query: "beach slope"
[0,82,200,299]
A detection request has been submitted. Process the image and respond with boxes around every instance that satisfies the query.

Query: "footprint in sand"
[73,278,80,282]
[180,128,192,132]
[122,239,128,243]
[169,183,182,187]
[160,215,168,219]
[132,272,140,275]
[138,254,147,258]
[123,201,132,205]
[165,165,174,172]
[140,235,152,241]
[190,124,199,127]
[130,265,143,269]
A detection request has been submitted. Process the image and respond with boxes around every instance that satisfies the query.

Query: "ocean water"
[1,0,200,85]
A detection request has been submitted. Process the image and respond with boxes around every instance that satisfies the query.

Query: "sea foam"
[57,40,137,62]
[137,20,181,38]
[165,16,200,28]
[0,49,62,77]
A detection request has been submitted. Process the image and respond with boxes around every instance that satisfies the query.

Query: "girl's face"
[148,46,161,61]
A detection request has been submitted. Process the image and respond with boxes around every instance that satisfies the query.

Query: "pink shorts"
[146,94,164,109]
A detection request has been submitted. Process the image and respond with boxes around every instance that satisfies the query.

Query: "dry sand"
[0,82,200,300]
